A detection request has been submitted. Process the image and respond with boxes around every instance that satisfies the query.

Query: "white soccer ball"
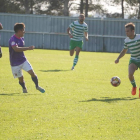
[110,76,121,87]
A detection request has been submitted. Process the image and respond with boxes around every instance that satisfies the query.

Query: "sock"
[32,76,38,88]
[73,55,79,66]
[19,81,26,89]
[131,80,136,87]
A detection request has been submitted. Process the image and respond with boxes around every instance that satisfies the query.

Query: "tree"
[64,0,70,16]
[80,0,84,14]
[45,0,64,15]
[85,0,88,17]
[63,0,76,16]
[128,0,140,19]
[78,0,106,17]
[41,0,76,16]
[88,0,107,17]
[0,0,23,13]
[109,0,125,18]
[13,0,47,14]
[121,0,124,18]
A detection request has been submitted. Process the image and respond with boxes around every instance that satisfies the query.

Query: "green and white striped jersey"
[69,20,88,41]
[124,34,140,61]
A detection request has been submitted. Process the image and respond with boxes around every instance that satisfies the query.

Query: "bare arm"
[84,32,88,41]
[67,27,73,38]
[12,45,35,52]
[0,23,3,30]
[115,48,127,64]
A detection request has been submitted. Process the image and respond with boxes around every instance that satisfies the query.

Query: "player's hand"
[85,38,89,41]
[69,34,73,38]
[0,23,3,30]
[29,46,35,50]
[115,59,119,64]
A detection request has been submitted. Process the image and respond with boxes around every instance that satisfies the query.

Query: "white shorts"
[11,60,33,78]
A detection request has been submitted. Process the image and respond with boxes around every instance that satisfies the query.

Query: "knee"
[28,70,36,77]
[31,73,36,77]
[128,73,133,79]
[19,76,24,83]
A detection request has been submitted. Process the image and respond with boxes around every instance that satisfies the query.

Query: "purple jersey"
[9,35,26,66]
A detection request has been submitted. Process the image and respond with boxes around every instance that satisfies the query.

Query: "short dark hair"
[79,13,85,17]
[125,22,135,31]
[14,23,25,33]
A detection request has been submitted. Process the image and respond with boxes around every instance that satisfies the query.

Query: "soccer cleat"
[23,88,28,93]
[71,66,74,70]
[36,86,45,93]
[131,87,137,95]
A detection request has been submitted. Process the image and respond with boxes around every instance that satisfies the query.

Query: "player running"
[67,13,88,70]
[9,23,45,93]
[0,22,3,58]
[115,22,140,97]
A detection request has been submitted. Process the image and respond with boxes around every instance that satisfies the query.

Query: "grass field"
[0,47,140,140]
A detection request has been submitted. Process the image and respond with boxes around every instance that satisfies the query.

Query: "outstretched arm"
[115,48,127,64]
[67,27,73,38]
[84,32,88,41]
[12,45,35,52]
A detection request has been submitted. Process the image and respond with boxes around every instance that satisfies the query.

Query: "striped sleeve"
[84,25,88,32]
[124,42,128,49]
[69,22,74,29]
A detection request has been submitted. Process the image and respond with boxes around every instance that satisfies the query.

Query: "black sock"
[19,81,26,89]
[32,76,38,88]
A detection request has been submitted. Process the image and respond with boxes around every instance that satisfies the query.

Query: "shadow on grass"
[40,69,70,72]
[0,93,40,96]
[80,97,139,103]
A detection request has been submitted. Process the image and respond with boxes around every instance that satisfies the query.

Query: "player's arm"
[115,48,127,64]
[84,32,88,41]
[67,27,73,38]
[12,45,35,52]
[0,23,3,30]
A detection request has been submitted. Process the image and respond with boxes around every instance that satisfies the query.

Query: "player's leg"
[0,46,2,58]
[129,63,137,95]
[22,60,45,93]
[71,41,83,70]
[18,76,27,93]
[11,64,27,93]
[69,40,75,56]
[27,69,45,93]
[71,47,81,70]
[70,49,75,56]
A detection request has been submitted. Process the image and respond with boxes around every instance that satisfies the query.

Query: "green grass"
[0,47,140,140]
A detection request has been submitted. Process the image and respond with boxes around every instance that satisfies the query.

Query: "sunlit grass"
[0,47,140,140]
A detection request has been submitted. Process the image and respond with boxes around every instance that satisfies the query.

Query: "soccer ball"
[110,76,121,87]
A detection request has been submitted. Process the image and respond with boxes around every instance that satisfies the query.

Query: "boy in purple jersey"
[9,23,45,93]
[0,23,3,58]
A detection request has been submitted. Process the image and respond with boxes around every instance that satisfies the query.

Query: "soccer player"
[115,22,140,97]
[0,22,3,58]
[9,23,45,93]
[67,13,88,70]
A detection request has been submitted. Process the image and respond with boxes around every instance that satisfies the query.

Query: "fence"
[0,12,140,52]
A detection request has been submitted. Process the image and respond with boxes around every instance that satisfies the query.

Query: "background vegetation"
[0,0,140,18]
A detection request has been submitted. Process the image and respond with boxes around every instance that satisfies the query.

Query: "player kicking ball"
[67,14,88,70]
[9,23,45,93]
[115,22,140,97]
